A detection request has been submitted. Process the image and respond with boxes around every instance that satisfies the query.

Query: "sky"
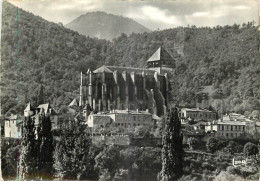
[7,0,260,31]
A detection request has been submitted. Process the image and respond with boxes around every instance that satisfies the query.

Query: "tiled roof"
[7,114,17,120]
[37,103,50,114]
[147,47,174,62]
[24,102,33,111]
[93,66,113,73]
[96,109,151,115]
[216,121,246,126]
[182,108,214,113]
[69,98,78,107]
[6,114,24,121]
[104,66,156,75]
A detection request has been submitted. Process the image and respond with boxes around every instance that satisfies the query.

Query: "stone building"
[4,114,23,138]
[79,47,173,117]
[22,102,59,130]
[179,108,217,122]
[87,109,154,130]
[205,120,246,139]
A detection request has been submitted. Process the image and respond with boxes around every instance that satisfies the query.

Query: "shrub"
[243,142,258,157]
[227,166,240,175]
[187,137,199,150]
[206,137,218,153]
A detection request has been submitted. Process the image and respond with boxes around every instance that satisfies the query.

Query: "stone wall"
[92,135,162,147]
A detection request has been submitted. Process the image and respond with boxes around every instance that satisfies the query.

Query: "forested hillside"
[1,2,110,114]
[1,1,260,117]
[107,25,260,117]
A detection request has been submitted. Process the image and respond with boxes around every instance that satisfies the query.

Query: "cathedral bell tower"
[147,46,175,74]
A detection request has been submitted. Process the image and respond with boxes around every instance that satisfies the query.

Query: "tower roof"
[102,66,156,75]
[69,98,78,107]
[24,102,33,111]
[37,103,50,114]
[147,47,174,63]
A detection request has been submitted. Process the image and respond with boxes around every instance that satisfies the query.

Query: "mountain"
[65,11,151,41]
[2,2,260,117]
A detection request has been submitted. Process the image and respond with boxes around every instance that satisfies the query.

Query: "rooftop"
[94,109,152,115]
[93,65,158,75]
[215,120,246,126]
[6,114,23,120]
[69,98,78,107]
[24,102,34,111]
[182,108,214,113]
[147,47,174,63]
[93,66,113,73]
[37,103,50,114]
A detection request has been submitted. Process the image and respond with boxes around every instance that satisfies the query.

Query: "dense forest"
[1,1,260,117]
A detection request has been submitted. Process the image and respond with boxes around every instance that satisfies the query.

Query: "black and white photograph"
[1,0,260,180]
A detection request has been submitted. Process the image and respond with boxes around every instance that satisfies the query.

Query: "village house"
[205,120,246,139]
[3,102,60,139]
[23,102,59,129]
[87,109,159,131]
[179,108,216,123]
[4,114,24,138]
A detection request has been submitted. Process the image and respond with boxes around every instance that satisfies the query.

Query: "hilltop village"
[3,47,260,146]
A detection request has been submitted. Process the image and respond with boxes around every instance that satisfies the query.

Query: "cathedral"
[79,47,174,117]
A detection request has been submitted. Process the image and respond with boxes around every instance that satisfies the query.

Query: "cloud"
[192,12,210,17]
[48,1,98,11]
[126,5,183,27]
[9,0,258,30]
[233,5,251,10]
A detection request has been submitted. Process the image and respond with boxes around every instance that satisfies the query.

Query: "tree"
[133,125,152,138]
[159,107,183,181]
[257,140,260,167]
[37,84,45,105]
[206,137,218,153]
[20,116,38,179]
[243,142,258,157]
[37,115,54,178]
[4,145,19,178]
[94,145,121,180]
[53,116,92,180]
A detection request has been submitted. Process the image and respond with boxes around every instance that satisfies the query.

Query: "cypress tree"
[159,107,183,181]
[37,114,54,178]
[20,116,38,179]
[53,115,92,180]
